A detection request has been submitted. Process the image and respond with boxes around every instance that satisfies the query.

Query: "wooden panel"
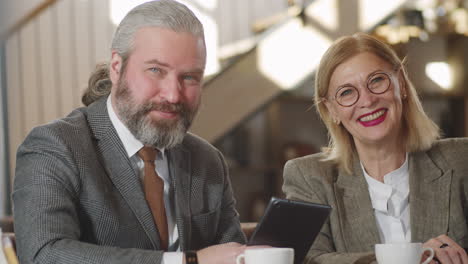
[0,47,6,215]
[93,0,112,64]
[38,7,60,122]
[217,0,235,45]
[19,21,42,130]
[235,0,251,40]
[108,3,117,58]
[5,34,23,180]
[254,0,272,21]
[272,0,288,13]
[55,0,77,117]
[73,0,92,106]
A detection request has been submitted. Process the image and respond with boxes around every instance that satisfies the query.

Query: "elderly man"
[13,1,246,263]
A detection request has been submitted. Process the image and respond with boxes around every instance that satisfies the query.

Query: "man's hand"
[196,242,246,264]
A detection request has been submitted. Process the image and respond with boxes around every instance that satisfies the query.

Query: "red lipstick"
[358,109,387,127]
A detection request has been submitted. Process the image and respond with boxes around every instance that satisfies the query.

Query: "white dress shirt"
[107,97,183,264]
[362,154,411,243]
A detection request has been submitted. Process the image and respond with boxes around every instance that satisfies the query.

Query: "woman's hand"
[422,235,468,264]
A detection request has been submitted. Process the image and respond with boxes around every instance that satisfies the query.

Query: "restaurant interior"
[0,0,468,226]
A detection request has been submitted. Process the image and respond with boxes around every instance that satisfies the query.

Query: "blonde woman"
[283,33,468,264]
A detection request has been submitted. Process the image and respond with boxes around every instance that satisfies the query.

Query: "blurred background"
[0,0,467,222]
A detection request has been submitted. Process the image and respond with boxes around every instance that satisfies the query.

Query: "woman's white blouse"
[362,154,411,243]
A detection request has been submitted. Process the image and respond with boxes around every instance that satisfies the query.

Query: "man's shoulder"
[23,106,92,147]
[181,132,219,153]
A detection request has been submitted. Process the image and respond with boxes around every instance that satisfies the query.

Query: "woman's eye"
[369,73,388,84]
[368,73,390,91]
[337,87,355,97]
[370,76,384,84]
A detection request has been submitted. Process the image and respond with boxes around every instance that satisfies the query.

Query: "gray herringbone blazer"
[13,97,246,264]
[283,138,468,264]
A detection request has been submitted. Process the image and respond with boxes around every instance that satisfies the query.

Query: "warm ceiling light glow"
[425,62,453,90]
[359,0,406,30]
[258,19,331,90]
[375,25,423,44]
[305,0,338,31]
[451,8,468,35]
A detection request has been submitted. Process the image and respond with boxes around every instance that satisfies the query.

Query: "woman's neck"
[355,137,406,182]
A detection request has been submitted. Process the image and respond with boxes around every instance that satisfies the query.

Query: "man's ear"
[109,51,123,85]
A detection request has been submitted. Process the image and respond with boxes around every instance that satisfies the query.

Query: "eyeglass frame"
[321,70,399,107]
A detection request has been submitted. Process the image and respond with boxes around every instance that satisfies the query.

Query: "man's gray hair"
[82,0,205,106]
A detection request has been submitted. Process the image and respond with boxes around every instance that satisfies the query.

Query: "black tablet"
[248,197,332,264]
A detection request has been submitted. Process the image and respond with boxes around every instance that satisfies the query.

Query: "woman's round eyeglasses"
[328,72,392,107]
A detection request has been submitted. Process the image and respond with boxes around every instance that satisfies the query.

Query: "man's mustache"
[141,101,187,114]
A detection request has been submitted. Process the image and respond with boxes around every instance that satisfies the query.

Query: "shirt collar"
[362,153,409,213]
[361,153,409,186]
[107,96,165,158]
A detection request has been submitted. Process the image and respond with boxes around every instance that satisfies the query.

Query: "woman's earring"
[333,118,341,125]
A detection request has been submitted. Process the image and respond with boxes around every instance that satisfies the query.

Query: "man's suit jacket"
[283,138,468,264]
[13,97,246,264]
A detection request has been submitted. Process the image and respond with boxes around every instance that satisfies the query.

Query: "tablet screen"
[248,197,332,264]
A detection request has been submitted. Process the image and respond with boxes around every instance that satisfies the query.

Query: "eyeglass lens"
[335,72,391,107]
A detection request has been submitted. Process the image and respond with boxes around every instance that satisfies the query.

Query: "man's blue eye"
[149,67,160,73]
[182,75,201,83]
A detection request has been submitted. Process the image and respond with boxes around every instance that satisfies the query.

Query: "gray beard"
[113,77,199,149]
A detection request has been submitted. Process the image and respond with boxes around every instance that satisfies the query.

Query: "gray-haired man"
[13,1,247,263]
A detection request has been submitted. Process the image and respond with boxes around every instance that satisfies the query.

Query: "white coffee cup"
[236,247,294,264]
[375,243,434,264]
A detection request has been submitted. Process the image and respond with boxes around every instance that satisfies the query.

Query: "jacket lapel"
[334,156,380,252]
[87,98,161,249]
[409,149,452,243]
[168,144,192,251]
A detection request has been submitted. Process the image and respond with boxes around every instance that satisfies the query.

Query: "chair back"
[2,232,18,264]
[0,216,14,233]
[2,232,15,248]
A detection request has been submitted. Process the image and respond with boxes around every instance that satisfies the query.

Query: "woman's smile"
[358,108,387,127]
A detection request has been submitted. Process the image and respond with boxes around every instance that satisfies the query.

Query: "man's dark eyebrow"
[186,69,205,75]
[144,59,169,67]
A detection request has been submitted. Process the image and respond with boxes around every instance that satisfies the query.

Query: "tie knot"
[138,146,157,163]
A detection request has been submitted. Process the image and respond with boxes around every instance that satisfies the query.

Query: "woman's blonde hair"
[315,33,440,173]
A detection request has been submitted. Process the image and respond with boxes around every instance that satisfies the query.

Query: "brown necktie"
[138,146,169,250]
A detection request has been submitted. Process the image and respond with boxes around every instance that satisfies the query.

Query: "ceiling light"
[425,62,453,90]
